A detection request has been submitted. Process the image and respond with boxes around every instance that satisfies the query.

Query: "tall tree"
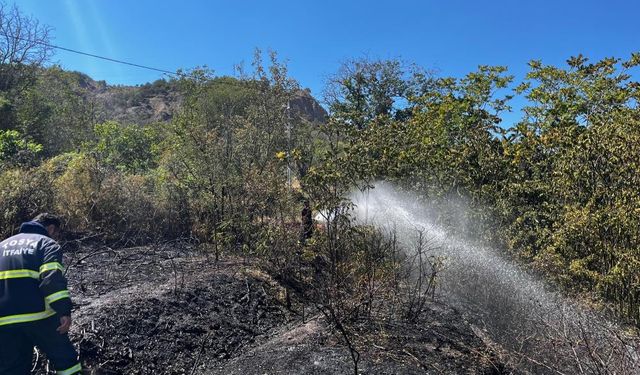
[0,1,53,91]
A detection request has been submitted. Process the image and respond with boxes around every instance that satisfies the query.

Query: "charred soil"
[32,244,514,374]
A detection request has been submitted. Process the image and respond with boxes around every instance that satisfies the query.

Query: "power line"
[50,43,179,76]
[2,32,181,76]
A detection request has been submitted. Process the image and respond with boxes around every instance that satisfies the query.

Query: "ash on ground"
[32,244,512,374]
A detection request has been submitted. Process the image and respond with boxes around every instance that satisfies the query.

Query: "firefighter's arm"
[39,239,72,317]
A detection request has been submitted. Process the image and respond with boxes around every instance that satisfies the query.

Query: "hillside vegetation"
[4,53,638,324]
[1,4,640,373]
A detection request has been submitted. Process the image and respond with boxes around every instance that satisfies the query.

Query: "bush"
[53,153,105,233]
[0,129,42,169]
[0,165,55,238]
[52,152,182,244]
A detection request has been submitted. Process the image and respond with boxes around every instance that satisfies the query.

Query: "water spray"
[348,181,639,374]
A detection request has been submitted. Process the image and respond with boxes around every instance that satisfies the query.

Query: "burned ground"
[32,244,513,374]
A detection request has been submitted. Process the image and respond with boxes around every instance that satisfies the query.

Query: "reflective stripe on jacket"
[0,222,72,326]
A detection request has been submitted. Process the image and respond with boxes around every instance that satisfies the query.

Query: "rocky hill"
[71,72,327,126]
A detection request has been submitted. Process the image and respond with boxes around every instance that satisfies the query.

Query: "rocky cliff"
[73,73,327,126]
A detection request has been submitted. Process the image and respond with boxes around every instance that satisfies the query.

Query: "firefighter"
[300,199,313,244]
[0,213,81,375]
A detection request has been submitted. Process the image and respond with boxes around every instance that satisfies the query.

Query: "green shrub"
[0,166,55,237]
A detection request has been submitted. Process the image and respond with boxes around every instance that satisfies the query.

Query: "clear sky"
[13,0,640,126]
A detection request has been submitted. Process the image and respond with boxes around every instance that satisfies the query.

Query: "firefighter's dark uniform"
[0,221,81,375]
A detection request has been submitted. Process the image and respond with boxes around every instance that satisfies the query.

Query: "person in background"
[301,200,313,244]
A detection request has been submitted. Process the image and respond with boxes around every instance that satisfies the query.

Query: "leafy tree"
[325,58,414,132]
[405,66,512,199]
[0,128,41,168]
[91,120,161,173]
[161,51,305,259]
[0,1,54,133]
[17,67,98,155]
[321,54,640,325]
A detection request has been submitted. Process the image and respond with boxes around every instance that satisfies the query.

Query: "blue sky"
[14,0,640,126]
